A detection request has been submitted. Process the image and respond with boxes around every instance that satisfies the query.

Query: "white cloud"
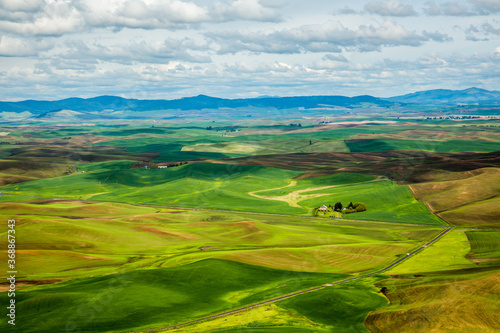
[2,47,500,101]
[0,1,83,35]
[0,0,282,36]
[213,0,281,22]
[422,30,453,42]
[440,2,475,16]
[423,0,500,16]
[54,38,212,68]
[209,21,450,54]
[0,35,52,56]
[482,22,500,35]
[80,0,210,30]
[365,1,417,16]
[464,21,500,40]
[338,6,359,14]
[0,0,44,12]
[470,0,500,14]
[323,54,349,62]
[0,1,498,100]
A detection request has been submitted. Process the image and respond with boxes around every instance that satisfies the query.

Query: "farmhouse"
[318,205,328,211]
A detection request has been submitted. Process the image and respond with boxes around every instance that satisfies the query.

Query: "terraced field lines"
[130,227,453,333]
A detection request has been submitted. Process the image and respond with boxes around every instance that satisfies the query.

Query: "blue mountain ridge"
[0,87,499,113]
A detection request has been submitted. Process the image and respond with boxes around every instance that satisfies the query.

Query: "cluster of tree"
[64,165,76,175]
[216,129,236,132]
[462,124,497,128]
[0,141,10,145]
[289,123,302,127]
[163,161,188,168]
[425,115,481,120]
[333,202,343,211]
[343,202,367,214]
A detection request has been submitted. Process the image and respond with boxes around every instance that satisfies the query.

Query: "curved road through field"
[132,226,454,333]
[247,177,384,209]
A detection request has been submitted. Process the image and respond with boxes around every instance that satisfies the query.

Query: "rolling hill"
[2,87,499,115]
[386,87,500,105]
[0,94,398,114]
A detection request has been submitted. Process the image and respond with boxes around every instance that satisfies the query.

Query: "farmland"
[0,163,444,224]
[0,199,443,333]
[0,111,499,332]
[0,201,442,282]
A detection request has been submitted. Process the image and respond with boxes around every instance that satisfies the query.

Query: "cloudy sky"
[0,0,499,101]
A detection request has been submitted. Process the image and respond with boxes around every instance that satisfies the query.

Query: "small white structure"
[158,166,168,169]
[318,205,328,211]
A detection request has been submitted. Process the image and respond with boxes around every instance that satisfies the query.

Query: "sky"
[0,0,499,101]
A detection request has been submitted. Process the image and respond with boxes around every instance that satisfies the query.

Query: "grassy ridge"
[465,231,500,266]
[181,278,389,333]
[346,139,500,153]
[409,168,500,211]
[298,180,444,224]
[387,230,475,274]
[277,280,387,333]
[439,197,500,229]
[0,163,443,224]
[366,226,500,332]
[0,259,347,333]
[0,201,441,281]
[409,168,500,228]
[75,160,136,173]
[181,138,350,155]
[366,269,500,333]
[255,173,375,197]
[0,200,159,217]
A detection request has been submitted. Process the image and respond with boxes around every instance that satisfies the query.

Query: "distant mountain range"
[0,94,395,114]
[385,87,500,105]
[0,87,498,114]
